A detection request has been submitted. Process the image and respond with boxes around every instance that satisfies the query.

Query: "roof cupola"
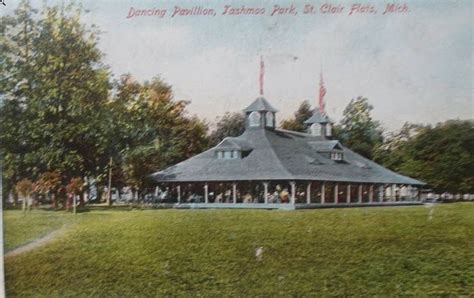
[243,97,278,130]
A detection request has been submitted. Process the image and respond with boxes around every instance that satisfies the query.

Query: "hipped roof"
[151,128,425,185]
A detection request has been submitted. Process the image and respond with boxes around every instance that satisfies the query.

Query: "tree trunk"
[13,192,18,207]
[73,195,77,214]
[79,190,85,206]
[66,193,73,211]
[51,192,57,209]
[107,157,113,206]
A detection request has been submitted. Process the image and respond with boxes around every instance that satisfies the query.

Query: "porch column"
[369,185,374,203]
[379,185,384,202]
[263,182,269,204]
[391,184,397,202]
[321,182,326,204]
[204,183,209,203]
[306,182,312,204]
[347,184,351,203]
[358,184,362,203]
[232,182,237,204]
[334,183,339,203]
[290,182,296,205]
[177,185,181,204]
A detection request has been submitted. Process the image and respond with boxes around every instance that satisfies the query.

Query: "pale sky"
[3,0,473,131]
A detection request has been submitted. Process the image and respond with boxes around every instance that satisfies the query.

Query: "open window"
[330,151,343,161]
[248,111,261,127]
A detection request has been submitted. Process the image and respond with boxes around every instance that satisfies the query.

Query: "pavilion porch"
[155,180,423,209]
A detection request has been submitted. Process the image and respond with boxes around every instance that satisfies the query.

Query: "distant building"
[151,97,424,209]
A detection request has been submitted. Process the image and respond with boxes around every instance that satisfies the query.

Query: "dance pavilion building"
[151,97,424,209]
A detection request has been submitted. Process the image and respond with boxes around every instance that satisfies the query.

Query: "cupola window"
[310,123,322,136]
[326,123,332,136]
[265,112,274,127]
[249,111,261,127]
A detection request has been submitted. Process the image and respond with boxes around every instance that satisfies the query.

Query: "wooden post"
[73,195,76,214]
[321,182,326,204]
[369,185,374,203]
[177,185,181,204]
[347,184,351,203]
[204,183,208,204]
[334,183,339,204]
[263,182,269,204]
[107,156,112,206]
[391,184,397,202]
[306,182,312,204]
[232,182,237,204]
[290,182,296,205]
[379,185,384,202]
[358,185,362,203]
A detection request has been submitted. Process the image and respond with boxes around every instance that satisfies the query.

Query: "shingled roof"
[151,126,424,185]
[243,97,278,113]
[304,110,333,124]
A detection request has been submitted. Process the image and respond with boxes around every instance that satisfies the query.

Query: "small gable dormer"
[304,110,334,139]
[215,137,253,160]
[308,140,345,162]
[243,97,278,130]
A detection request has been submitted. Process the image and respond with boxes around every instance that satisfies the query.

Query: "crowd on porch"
[155,181,422,205]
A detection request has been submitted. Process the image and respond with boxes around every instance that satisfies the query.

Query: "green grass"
[3,210,82,251]
[4,203,474,296]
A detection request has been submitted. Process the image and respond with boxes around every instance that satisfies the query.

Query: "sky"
[2,0,473,131]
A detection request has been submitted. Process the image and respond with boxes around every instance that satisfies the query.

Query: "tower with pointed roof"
[243,97,278,130]
[304,110,334,139]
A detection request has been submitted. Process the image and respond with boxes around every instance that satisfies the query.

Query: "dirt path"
[4,225,69,258]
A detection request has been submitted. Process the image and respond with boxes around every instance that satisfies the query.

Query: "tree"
[66,177,83,213]
[375,120,474,193]
[280,100,313,132]
[114,76,210,198]
[15,179,33,212]
[0,0,39,201]
[33,171,62,208]
[1,1,211,205]
[337,97,383,159]
[1,1,111,201]
[373,123,424,170]
[209,112,245,146]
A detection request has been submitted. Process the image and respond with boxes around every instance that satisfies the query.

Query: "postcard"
[1,0,472,296]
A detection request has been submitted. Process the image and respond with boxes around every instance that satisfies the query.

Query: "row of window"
[216,150,239,159]
[331,151,343,161]
[217,149,343,161]
[310,123,332,136]
[249,111,274,127]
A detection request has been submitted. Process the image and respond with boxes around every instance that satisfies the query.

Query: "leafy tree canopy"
[374,120,474,193]
[209,112,245,146]
[280,100,313,132]
[337,97,383,159]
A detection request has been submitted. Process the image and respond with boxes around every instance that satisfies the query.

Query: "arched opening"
[310,123,322,136]
[326,123,332,136]
[249,111,261,127]
[265,112,274,127]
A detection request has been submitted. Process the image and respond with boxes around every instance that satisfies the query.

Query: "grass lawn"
[3,209,83,252]
[4,203,474,296]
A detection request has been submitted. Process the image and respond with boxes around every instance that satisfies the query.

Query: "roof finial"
[319,72,326,114]
[259,55,265,96]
